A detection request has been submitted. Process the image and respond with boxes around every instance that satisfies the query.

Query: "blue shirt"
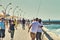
[0,21,5,29]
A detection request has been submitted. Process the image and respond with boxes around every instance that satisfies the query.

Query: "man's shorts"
[30,32,36,39]
[0,29,5,38]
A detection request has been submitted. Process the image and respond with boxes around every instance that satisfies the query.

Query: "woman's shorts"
[30,32,36,39]
[0,29,5,38]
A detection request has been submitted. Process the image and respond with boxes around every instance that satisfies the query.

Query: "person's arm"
[40,26,43,28]
[14,24,17,30]
[28,24,32,32]
[4,20,9,28]
[39,22,43,28]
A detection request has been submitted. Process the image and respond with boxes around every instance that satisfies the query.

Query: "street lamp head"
[0,5,2,6]
[19,9,21,10]
[9,3,12,5]
[10,8,12,9]
[16,6,19,8]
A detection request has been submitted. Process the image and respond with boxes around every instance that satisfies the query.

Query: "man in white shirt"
[28,18,41,40]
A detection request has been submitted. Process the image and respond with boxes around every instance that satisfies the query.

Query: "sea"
[44,24,60,37]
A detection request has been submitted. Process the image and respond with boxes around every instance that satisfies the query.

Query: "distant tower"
[49,19,50,24]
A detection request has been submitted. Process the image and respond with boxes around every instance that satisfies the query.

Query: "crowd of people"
[0,13,43,40]
[18,18,43,40]
[0,13,18,40]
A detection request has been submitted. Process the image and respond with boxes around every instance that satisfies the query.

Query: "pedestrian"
[0,14,6,40]
[8,19,15,40]
[26,19,30,27]
[14,19,17,30]
[36,19,43,40]
[21,18,26,30]
[28,18,40,40]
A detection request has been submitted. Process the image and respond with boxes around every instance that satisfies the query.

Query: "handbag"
[8,29,11,33]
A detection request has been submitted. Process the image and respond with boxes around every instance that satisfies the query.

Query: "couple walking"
[28,18,43,40]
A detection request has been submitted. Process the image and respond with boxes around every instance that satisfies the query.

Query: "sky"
[0,0,60,20]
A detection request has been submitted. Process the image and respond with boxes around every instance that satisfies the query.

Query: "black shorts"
[0,29,5,38]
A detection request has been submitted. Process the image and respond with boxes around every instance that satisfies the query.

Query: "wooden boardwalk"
[4,24,47,40]
[4,24,31,40]
[4,24,60,40]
